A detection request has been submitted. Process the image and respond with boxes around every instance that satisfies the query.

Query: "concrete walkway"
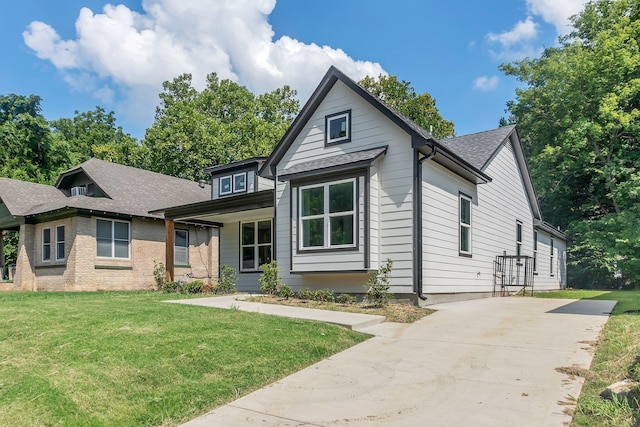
[178,296,616,427]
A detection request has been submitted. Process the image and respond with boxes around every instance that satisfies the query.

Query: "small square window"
[233,173,246,193]
[325,111,351,144]
[219,176,232,195]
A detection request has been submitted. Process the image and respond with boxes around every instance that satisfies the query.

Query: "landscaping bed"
[244,295,434,323]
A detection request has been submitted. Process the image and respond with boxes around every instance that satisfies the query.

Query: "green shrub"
[216,265,237,294]
[153,261,166,290]
[337,293,356,305]
[312,288,335,302]
[296,287,313,300]
[183,280,204,294]
[259,261,281,295]
[276,284,294,299]
[161,281,182,294]
[364,259,393,307]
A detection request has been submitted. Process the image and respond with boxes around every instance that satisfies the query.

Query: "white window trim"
[298,178,356,251]
[42,227,51,262]
[233,172,247,193]
[550,238,555,277]
[459,194,472,255]
[516,221,523,258]
[219,175,233,196]
[240,219,272,272]
[174,229,189,266]
[533,230,538,273]
[96,219,131,259]
[55,225,66,261]
[326,111,350,144]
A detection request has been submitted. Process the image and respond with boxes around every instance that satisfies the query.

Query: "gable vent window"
[325,110,351,145]
[70,186,87,196]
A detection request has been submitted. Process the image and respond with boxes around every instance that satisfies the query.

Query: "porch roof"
[153,190,274,225]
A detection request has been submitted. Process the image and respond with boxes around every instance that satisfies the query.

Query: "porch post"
[0,230,5,280]
[165,219,175,283]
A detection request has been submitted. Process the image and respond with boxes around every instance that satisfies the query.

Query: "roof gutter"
[414,143,437,301]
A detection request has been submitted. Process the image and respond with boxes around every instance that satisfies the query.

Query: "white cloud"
[472,76,499,92]
[487,17,539,48]
[23,0,385,129]
[526,0,588,35]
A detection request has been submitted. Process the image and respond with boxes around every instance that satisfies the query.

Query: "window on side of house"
[533,230,538,273]
[550,238,555,276]
[56,225,65,261]
[459,194,472,255]
[174,229,189,266]
[240,220,272,271]
[42,228,51,262]
[299,178,355,250]
[325,110,351,144]
[516,221,523,257]
[96,219,130,259]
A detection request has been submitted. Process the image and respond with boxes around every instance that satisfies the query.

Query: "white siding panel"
[533,230,566,290]
[275,80,415,294]
[422,141,540,294]
[257,176,274,191]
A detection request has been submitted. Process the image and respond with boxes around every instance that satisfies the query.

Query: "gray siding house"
[161,66,568,303]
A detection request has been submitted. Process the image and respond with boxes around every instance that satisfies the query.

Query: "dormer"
[55,169,106,198]
[204,157,273,200]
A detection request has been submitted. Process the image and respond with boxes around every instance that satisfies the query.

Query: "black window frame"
[325,110,351,145]
[240,219,272,272]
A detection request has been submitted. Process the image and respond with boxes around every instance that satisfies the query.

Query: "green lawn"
[535,290,640,426]
[0,292,369,426]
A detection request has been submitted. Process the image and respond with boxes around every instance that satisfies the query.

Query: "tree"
[50,107,144,171]
[359,74,455,138]
[142,73,299,181]
[0,94,56,182]
[501,0,640,287]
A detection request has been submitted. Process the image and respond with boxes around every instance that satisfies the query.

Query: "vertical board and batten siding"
[275,80,415,293]
[423,139,538,293]
[534,230,567,290]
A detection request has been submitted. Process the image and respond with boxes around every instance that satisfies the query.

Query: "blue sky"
[0,0,587,140]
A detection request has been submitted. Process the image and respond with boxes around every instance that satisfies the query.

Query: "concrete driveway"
[182,297,615,427]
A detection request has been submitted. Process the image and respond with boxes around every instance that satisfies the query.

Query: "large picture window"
[174,229,189,266]
[97,219,130,259]
[459,194,472,255]
[241,220,272,271]
[299,179,355,250]
[56,225,66,261]
[42,228,51,261]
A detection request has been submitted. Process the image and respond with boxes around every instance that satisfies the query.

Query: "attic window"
[219,172,247,196]
[70,186,87,196]
[325,110,351,145]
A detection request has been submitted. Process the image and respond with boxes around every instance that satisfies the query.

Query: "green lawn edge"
[0,291,369,426]
[535,290,640,426]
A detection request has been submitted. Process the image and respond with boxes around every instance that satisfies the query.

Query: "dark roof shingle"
[439,125,516,171]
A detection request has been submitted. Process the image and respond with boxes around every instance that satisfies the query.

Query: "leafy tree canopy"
[501,0,640,287]
[0,94,55,182]
[142,73,299,181]
[359,74,455,138]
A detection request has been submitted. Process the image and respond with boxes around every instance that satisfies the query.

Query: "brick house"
[0,158,216,291]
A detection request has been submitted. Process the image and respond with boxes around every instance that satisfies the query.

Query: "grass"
[535,289,640,426]
[0,291,369,426]
[244,295,434,323]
